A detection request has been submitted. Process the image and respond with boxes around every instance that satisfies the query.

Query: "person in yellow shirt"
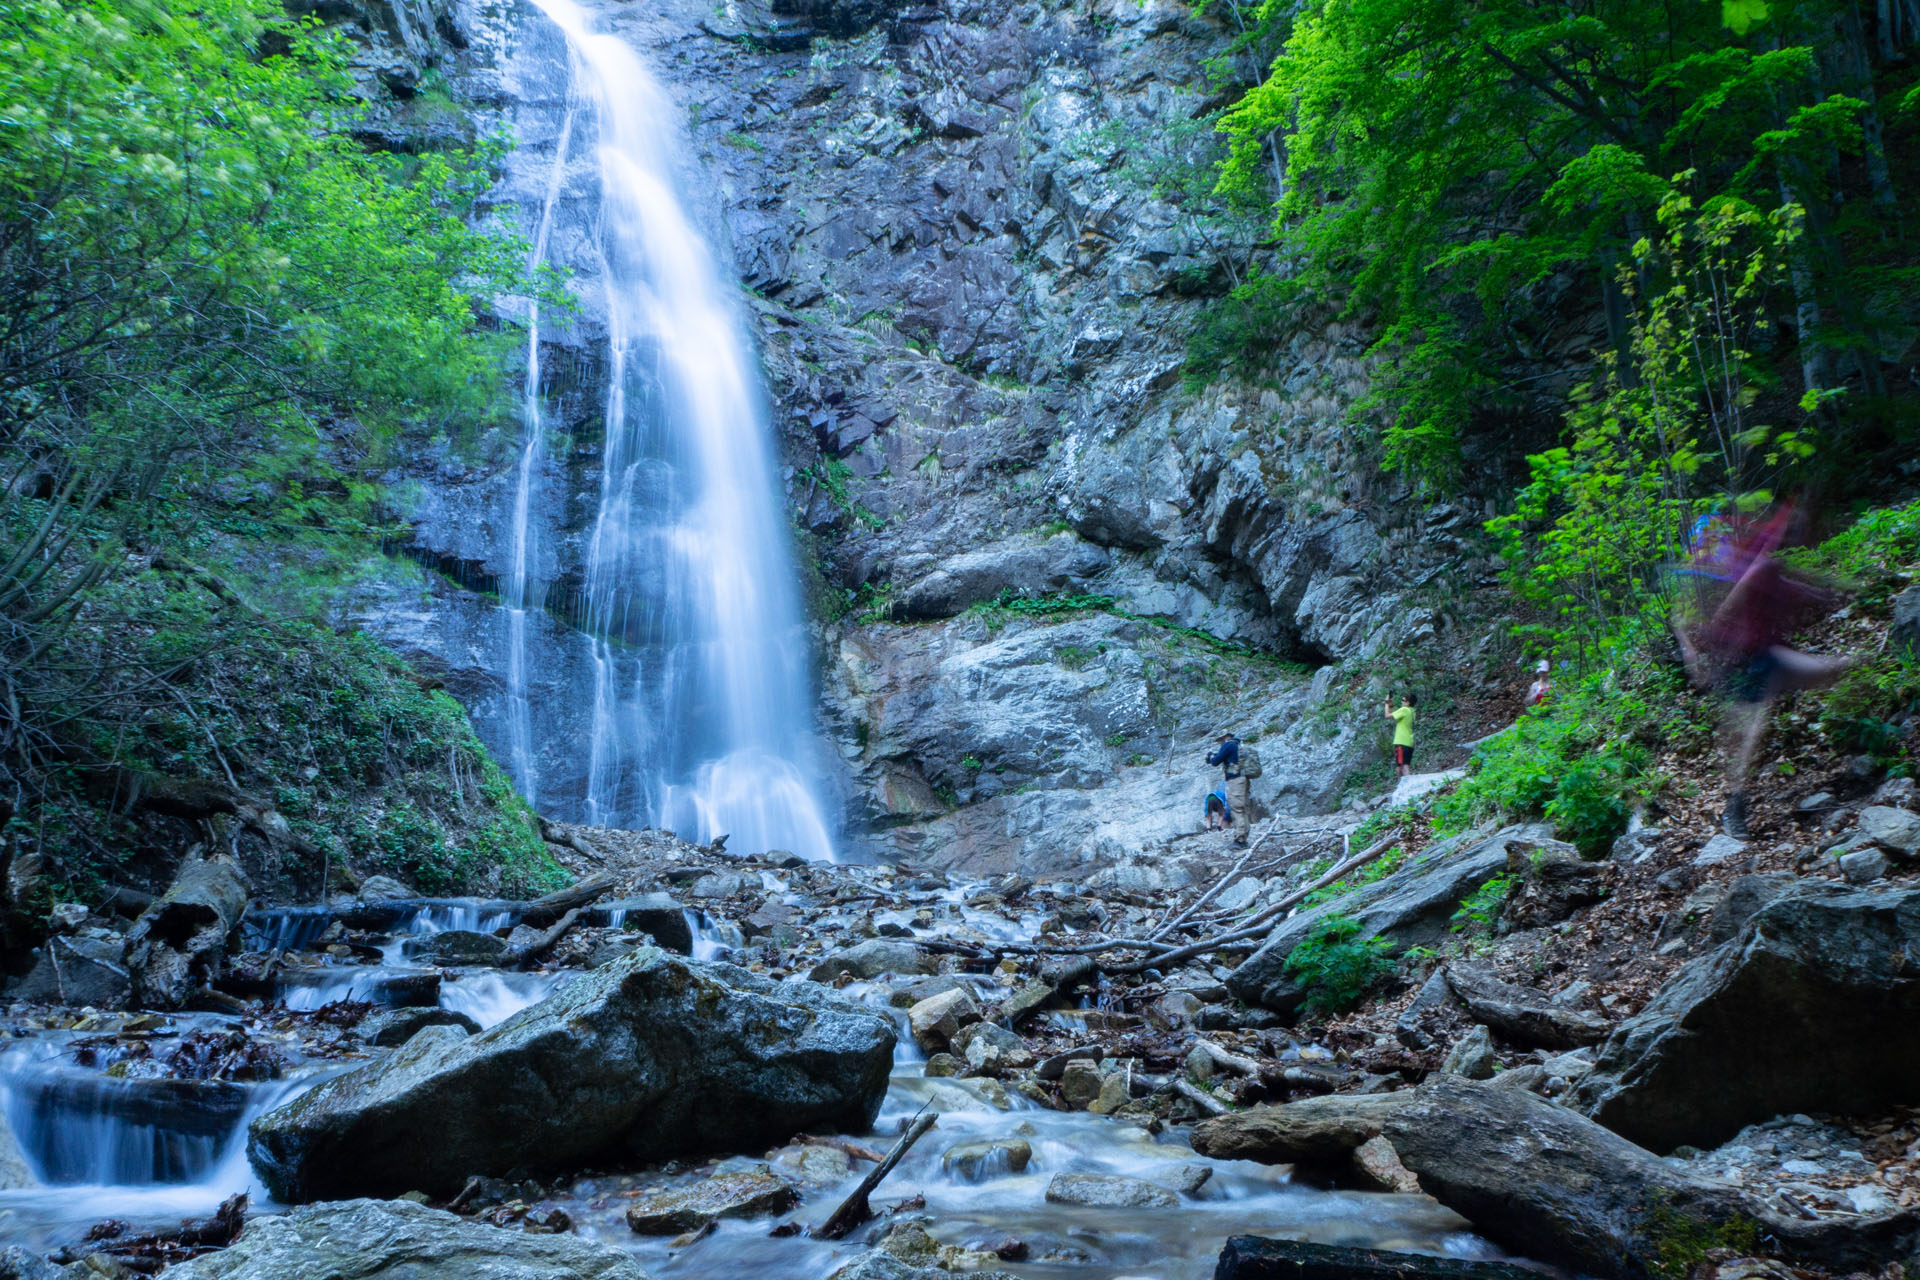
[1384,694,1417,778]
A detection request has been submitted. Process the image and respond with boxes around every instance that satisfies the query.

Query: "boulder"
[125,857,250,1009]
[12,934,131,1008]
[1890,584,1920,659]
[0,1248,60,1280]
[1227,826,1553,1014]
[808,939,933,981]
[1439,1025,1496,1079]
[0,1106,37,1190]
[1857,805,1920,857]
[248,948,895,1201]
[828,1253,1018,1280]
[1059,1059,1104,1108]
[357,1007,479,1047]
[1189,1092,1414,1166]
[941,1139,1031,1180]
[1213,1236,1545,1280]
[1443,966,1609,1049]
[950,1020,1027,1070]
[907,987,981,1052]
[356,876,411,901]
[1499,841,1610,928]
[1575,881,1920,1152]
[162,1198,651,1279]
[624,1168,796,1234]
[1378,1076,1920,1280]
[591,895,693,954]
[1043,1172,1176,1208]
[1348,1136,1420,1195]
[892,533,1110,620]
[411,930,507,966]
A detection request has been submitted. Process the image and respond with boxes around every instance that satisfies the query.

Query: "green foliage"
[1488,187,1814,661]
[1283,913,1398,1014]
[803,455,885,529]
[1452,875,1517,933]
[1209,0,1911,480]
[1645,1202,1762,1280]
[1435,666,1666,848]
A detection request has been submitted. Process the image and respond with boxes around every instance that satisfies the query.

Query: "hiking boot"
[1721,792,1750,839]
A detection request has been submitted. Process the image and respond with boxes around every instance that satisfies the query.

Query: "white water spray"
[507,0,835,860]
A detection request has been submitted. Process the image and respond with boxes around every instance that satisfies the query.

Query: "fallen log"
[521,874,616,928]
[1170,1077,1231,1116]
[815,1111,937,1240]
[508,907,582,967]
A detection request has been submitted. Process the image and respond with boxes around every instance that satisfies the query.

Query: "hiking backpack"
[1237,745,1263,779]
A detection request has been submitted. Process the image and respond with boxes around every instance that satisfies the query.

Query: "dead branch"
[508,906,581,966]
[815,1111,937,1240]
[1170,1077,1231,1115]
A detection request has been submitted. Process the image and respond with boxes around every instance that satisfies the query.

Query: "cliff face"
[353,0,1513,872]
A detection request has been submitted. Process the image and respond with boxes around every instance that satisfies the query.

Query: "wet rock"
[1858,805,1920,857]
[0,1247,61,1280]
[11,934,131,1008]
[1189,1093,1414,1165]
[624,1168,797,1234]
[922,1053,960,1077]
[950,1020,1027,1070]
[1444,966,1609,1049]
[1044,1172,1176,1209]
[125,856,250,1009]
[1440,1025,1496,1079]
[162,1198,651,1279]
[1228,826,1548,1015]
[1161,1163,1214,1195]
[808,939,932,981]
[941,1139,1031,1180]
[1379,1076,1920,1280]
[248,948,895,1201]
[587,895,693,954]
[1087,1072,1132,1115]
[357,1007,480,1047]
[907,987,981,1052]
[0,1107,37,1190]
[1575,881,1920,1152]
[770,1142,850,1190]
[412,930,507,965]
[1035,1046,1101,1080]
[1213,1235,1544,1280]
[1059,1059,1104,1108]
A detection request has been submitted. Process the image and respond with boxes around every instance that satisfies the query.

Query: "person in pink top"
[1673,504,1855,838]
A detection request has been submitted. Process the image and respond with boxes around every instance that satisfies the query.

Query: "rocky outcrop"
[124,857,250,1009]
[1189,1092,1414,1166]
[163,1198,651,1280]
[248,948,895,1201]
[624,1168,796,1234]
[1379,1078,1920,1280]
[1575,880,1920,1153]
[1443,965,1609,1049]
[1226,826,1553,1014]
[1213,1237,1544,1280]
[10,933,131,1008]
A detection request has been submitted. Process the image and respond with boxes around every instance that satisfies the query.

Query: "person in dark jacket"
[1206,733,1249,847]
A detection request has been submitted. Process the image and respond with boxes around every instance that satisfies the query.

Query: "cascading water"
[504,0,835,862]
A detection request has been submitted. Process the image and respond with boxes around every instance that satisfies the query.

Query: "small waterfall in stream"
[502,0,836,862]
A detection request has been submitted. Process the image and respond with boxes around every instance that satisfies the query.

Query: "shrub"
[1283,913,1398,1014]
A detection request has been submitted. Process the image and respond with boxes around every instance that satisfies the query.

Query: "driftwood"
[57,1192,247,1270]
[1170,1077,1231,1116]
[1189,1037,1264,1078]
[815,1111,937,1240]
[520,873,616,927]
[507,906,582,966]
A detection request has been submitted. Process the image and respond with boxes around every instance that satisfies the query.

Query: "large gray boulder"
[1575,881,1920,1153]
[163,1198,651,1279]
[893,532,1111,619]
[1227,826,1555,1014]
[10,933,131,1008]
[1379,1077,1920,1280]
[1443,965,1609,1049]
[248,948,896,1201]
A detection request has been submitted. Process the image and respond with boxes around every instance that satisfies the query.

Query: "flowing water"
[0,897,1528,1275]
[499,0,835,862]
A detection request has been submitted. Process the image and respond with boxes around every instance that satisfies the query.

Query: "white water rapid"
[504,0,835,861]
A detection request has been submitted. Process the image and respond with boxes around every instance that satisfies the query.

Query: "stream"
[0,894,1525,1278]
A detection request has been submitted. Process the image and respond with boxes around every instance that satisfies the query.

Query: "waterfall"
[506,0,836,861]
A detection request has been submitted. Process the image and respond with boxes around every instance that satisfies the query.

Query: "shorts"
[1394,744,1414,768]
[1723,651,1780,704]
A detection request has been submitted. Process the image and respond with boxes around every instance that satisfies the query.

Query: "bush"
[1282,913,1398,1014]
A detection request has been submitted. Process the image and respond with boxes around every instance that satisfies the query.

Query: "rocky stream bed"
[6,788,1920,1280]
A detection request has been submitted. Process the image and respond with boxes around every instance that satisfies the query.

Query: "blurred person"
[1206,732,1250,847]
[1525,660,1553,707]
[1673,503,1855,838]
[1384,693,1417,778]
